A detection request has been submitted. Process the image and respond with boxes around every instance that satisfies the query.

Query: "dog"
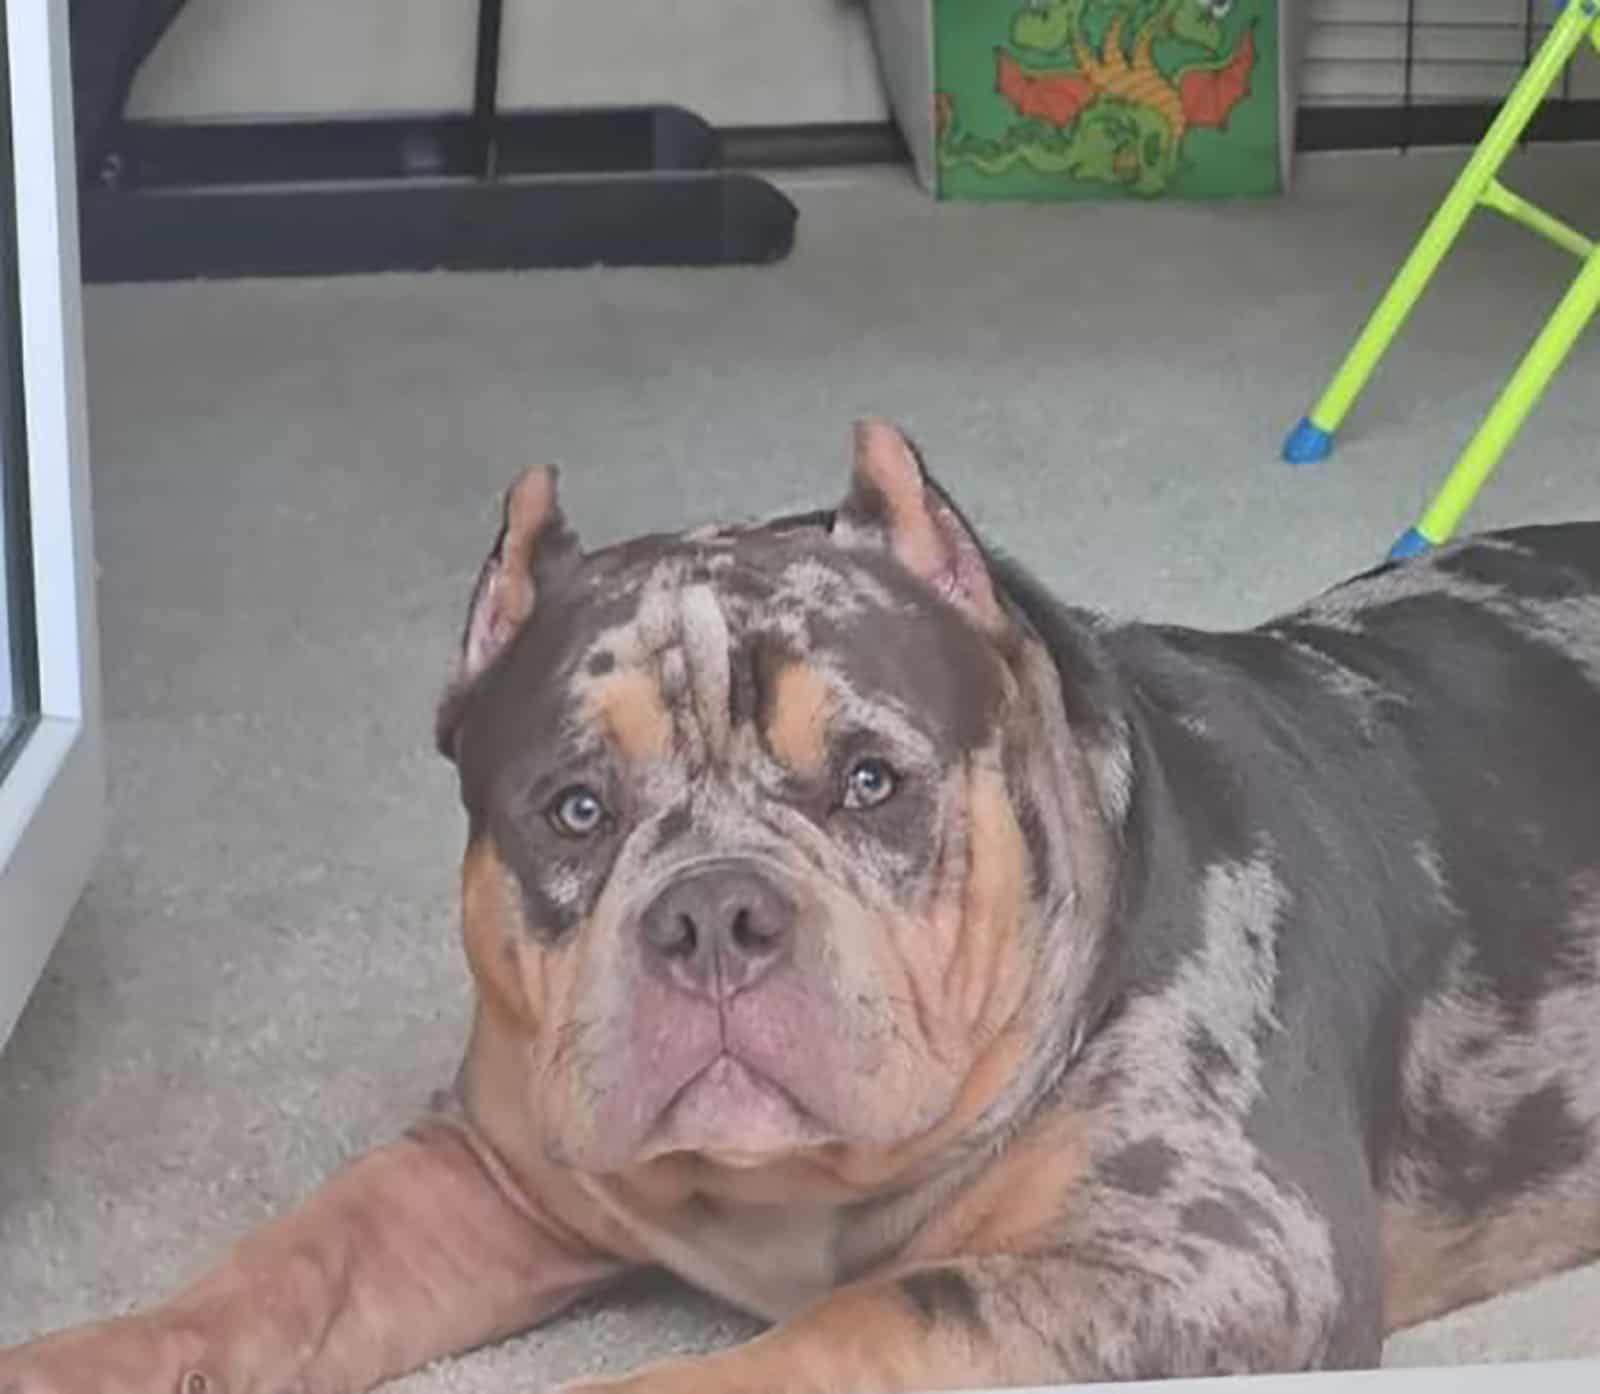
[3,419,1600,1394]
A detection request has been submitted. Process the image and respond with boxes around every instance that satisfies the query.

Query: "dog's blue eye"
[843,757,898,810]
[549,785,607,837]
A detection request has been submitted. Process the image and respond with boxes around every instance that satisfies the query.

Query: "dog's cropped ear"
[459,465,578,682]
[436,466,579,758]
[833,418,1006,635]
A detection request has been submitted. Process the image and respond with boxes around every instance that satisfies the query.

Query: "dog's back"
[1286,527,1600,1327]
[1195,525,1600,1331]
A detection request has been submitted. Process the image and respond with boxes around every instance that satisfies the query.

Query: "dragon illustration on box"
[937,0,1258,195]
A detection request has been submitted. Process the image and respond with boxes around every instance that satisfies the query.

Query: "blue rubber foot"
[1388,528,1432,562]
[1283,417,1334,465]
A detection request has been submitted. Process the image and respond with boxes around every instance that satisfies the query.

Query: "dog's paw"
[0,1316,213,1394]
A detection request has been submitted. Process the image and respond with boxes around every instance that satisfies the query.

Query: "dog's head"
[437,422,1116,1193]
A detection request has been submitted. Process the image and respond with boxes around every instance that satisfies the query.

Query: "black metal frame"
[75,0,1600,283]
[97,108,724,188]
[0,0,40,779]
[1301,0,1600,152]
[1299,97,1600,152]
[78,0,797,282]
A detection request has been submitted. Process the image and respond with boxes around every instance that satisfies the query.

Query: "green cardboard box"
[868,0,1306,201]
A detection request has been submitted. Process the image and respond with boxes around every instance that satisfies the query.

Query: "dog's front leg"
[0,1114,629,1394]
[559,1233,1354,1394]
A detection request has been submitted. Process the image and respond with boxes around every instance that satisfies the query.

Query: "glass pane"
[0,0,37,779]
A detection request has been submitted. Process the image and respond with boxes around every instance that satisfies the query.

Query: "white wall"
[128,0,891,125]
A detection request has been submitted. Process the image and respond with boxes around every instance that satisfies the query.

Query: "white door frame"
[0,0,103,1050]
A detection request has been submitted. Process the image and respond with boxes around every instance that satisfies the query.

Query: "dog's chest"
[576,1175,847,1321]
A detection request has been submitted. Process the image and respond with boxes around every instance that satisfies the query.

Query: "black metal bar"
[648,108,719,171]
[719,122,907,169]
[101,108,720,189]
[1297,98,1600,153]
[498,107,718,174]
[105,111,913,188]
[1400,0,1418,151]
[74,2,796,282]
[105,117,476,186]
[70,0,190,178]
[472,0,505,177]
[80,171,798,282]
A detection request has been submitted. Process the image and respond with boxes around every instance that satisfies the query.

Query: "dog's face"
[438,423,1110,1188]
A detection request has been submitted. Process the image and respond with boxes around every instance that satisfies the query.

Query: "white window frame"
[0,0,103,1050]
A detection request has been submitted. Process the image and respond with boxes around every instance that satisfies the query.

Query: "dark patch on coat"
[1179,1198,1261,1252]
[1408,1080,1591,1219]
[650,803,694,855]
[899,1269,987,1335]
[987,553,1130,761]
[1186,1022,1237,1101]
[1090,703,1240,998]
[818,552,1010,757]
[1217,1186,1285,1240]
[1435,536,1584,601]
[1327,587,1600,1035]
[1098,1137,1182,1198]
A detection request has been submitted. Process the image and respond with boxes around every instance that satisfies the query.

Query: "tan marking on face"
[460,837,586,1052]
[584,668,674,764]
[464,838,619,1178]
[462,837,533,1029]
[765,661,833,779]
[949,764,1032,1036]
[456,1006,658,1268]
[885,761,1031,1073]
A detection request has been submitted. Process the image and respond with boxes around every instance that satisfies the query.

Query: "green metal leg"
[1283,5,1596,466]
[1406,242,1600,547]
[1480,179,1597,261]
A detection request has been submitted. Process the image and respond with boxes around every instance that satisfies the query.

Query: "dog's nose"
[640,863,796,1000]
